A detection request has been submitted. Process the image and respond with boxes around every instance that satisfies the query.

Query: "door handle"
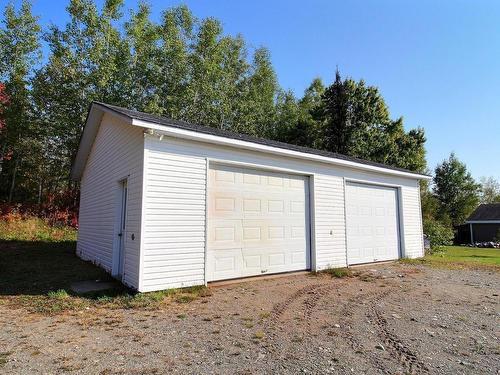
[118,233,122,237]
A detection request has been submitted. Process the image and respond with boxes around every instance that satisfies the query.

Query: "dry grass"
[0,217,77,242]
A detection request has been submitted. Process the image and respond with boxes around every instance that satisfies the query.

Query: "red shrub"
[0,189,79,228]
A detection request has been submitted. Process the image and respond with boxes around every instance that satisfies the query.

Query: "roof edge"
[72,101,431,181]
[132,118,431,180]
[70,102,133,180]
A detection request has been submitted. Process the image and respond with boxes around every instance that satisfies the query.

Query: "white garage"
[71,102,430,292]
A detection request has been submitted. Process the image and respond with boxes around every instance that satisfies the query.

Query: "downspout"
[469,223,474,245]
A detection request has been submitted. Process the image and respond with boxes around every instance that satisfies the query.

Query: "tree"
[284,78,324,148]
[433,153,480,226]
[0,1,430,207]
[319,69,426,172]
[0,83,10,175]
[479,176,500,204]
[240,47,279,137]
[0,0,41,202]
[31,0,126,201]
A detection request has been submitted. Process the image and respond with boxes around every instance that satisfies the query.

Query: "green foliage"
[479,176,500,204]
[0,2,428,207]
[433,153,480,226]
[0,0,41,203]
[318,69,426,172]
[423,219,454,252]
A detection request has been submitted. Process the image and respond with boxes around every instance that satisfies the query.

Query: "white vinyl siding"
[139,135,424,290]
[400,182,424,258]
[140,139,207,292]
[313,175,347,269]
[77,114,143,289]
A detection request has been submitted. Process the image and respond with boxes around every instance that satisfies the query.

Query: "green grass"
[0,240,211,314]
[400,246,500,270]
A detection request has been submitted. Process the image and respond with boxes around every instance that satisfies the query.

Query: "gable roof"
[466,204,500,222]
[71,101,431,181]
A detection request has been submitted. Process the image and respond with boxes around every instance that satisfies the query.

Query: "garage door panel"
[346,182,400,265]
[208,164,310,281]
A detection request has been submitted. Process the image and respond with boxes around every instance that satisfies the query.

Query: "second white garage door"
[345,182,400,265]
[207,164,310,281]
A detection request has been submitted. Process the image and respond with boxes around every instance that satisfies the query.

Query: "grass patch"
[253,331,265,340]
[400,246,500,271]
[0,352,11,367]
[0,240,211,314]
[320,267,353,278]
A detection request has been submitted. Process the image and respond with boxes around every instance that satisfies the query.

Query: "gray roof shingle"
[467,204,500,221]
[95,101,429,178]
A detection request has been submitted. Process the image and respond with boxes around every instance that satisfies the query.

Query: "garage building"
[71,102,430,292]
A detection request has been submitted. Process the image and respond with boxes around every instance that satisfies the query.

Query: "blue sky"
[4,0,500,181]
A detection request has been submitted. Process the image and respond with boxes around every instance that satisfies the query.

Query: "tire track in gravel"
[337,288,395,372]
[263,282,327,360]
[302,284,338,321]
[269,283,325,323]
[370,306,428,374]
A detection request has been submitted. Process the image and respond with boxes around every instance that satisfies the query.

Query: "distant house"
[466,204,500,243]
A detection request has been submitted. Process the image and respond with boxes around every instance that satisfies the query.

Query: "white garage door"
[207,164,310,281]
[345,182,400,265]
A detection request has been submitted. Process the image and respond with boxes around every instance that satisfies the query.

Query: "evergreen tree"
[319,69,426,172]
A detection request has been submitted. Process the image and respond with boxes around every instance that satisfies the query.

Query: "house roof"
[71,101,431,181]
[466,204,500,222]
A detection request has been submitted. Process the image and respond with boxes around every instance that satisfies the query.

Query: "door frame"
[204,159,313,283]
[343,178,404,266]
[112,178,128,279]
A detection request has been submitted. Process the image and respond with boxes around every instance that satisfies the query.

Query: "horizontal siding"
[314,175,347,269]
[77,114,143,289]
[401,183,424,258]
[141,138,206,291]
[140,135,424,291]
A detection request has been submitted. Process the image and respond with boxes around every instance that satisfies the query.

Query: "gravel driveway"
[1,263,499,374]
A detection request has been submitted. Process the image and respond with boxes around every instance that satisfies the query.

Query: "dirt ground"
[1,263,499,375]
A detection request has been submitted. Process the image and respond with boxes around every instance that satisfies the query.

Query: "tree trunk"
[0,143,6,174]
[37,177,43,205]
[8,157,19,203]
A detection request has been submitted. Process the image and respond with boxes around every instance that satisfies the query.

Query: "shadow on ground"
[0,241,117,296]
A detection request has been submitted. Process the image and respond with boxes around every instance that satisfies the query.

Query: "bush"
[423,219,454,252]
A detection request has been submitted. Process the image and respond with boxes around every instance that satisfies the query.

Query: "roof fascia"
[132,118,431,181]
[70,103,133,180]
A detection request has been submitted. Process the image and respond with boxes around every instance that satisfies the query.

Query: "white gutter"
[132,118,431,180]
